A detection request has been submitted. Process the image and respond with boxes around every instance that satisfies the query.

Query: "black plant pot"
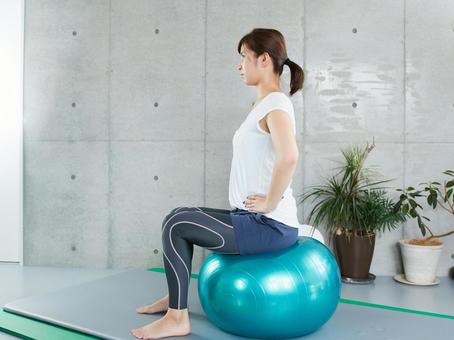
[334,232,375,282]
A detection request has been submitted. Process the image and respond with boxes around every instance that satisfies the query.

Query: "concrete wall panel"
[24,142,109,268]
[406,0,454,142]
[24,0,109,141]
[304,0,404,143]
[110,141,205,269]
[110,0,205,141]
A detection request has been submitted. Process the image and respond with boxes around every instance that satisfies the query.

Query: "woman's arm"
[264,110,299,211]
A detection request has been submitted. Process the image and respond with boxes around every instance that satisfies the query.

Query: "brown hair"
[237,28,304,96]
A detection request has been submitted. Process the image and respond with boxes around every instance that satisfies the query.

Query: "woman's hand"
[243,194,272,213]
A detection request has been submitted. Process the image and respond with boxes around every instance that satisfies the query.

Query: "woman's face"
[238,45,261,85]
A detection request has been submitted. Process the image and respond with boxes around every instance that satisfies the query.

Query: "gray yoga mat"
[2,269,453,339]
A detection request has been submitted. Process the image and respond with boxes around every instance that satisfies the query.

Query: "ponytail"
[284,58,304,96]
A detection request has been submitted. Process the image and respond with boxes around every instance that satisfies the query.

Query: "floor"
[0,262,453,340]
[0,262,128,339]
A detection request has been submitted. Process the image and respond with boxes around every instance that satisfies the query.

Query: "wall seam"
[202,0,208,260]
[402,0,407,242]
[203,0,207,214]
[301,0,306,222]
[107,0,112,269]
[21,0,27,265]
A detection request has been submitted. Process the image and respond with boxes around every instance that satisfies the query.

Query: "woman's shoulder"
[264,92,294,111]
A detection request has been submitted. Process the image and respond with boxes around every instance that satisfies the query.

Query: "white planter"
[398,239,444,284]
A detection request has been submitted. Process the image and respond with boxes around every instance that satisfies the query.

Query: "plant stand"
[341,273,376,284]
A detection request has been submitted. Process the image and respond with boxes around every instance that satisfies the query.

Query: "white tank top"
[228,92,301,228]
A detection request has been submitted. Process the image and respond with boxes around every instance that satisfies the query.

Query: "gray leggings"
[161,206,240,310]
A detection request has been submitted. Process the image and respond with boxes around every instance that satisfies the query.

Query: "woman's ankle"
[166,307,189,321]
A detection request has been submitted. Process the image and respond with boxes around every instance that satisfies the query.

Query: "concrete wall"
[24,0,454,276]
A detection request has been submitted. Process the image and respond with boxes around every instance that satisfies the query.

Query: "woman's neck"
[253,89,282,107]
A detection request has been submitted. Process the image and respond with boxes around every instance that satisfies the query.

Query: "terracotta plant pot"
[398,239,444,284]
[334,232,375,279]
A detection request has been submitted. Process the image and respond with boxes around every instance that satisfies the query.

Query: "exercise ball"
[197,236,341,339]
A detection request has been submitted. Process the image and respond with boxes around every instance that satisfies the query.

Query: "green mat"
[1,267,452,339]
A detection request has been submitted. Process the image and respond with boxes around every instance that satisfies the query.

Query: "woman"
[131,28,305,339]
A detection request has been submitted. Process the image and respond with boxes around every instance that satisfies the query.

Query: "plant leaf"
[402,204,409,215]
[447,188,453,201]
[417,216,426,237]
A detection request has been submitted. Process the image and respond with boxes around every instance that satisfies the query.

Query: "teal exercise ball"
[197,236,341,339]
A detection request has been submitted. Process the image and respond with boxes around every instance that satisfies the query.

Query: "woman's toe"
[131,328,142,338]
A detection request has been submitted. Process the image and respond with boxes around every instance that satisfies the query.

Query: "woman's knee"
[161,210,196,236]
[162,207,197,228]
[162,207,183,227]
[170,206,194,214]
[162,210,181,233]
[170,207,182,215]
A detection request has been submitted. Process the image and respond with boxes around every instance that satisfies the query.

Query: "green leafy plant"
[298,142,406,244]
[393,170,454,243]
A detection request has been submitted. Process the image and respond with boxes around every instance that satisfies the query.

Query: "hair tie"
[284,58,290,65]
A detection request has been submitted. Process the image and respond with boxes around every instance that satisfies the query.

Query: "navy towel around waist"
[229,208,298,255]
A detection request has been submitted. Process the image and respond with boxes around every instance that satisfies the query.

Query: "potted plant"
[394,170,454,284]
[298,142,406,283]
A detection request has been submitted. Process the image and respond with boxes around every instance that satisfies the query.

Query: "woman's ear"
[260,52,273,67]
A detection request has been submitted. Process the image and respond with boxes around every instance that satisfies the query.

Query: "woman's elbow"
[278,153,298,164]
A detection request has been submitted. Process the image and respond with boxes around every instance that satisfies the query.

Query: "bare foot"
[136,294,169,314]
[131,309,191,339]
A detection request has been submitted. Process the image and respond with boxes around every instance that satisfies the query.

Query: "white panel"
[0,0,24,263]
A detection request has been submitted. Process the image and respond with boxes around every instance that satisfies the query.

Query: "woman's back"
[228,91,300,228]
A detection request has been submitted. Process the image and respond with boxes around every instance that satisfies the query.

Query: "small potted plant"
[394,170,454,285]
[298,142,406,283]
